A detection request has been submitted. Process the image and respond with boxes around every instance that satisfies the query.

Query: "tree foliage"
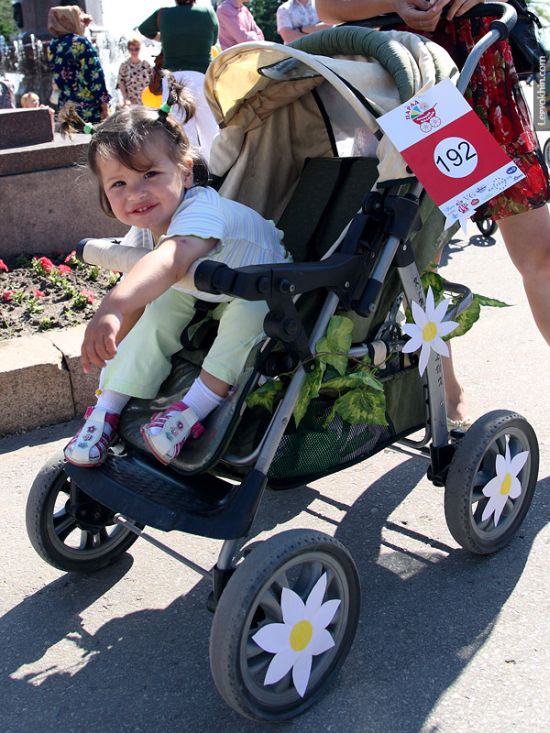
[249,0,284,42]
[529,0,550,27]
[0,0,16,40]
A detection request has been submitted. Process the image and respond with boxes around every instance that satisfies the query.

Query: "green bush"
[249,0,284,42]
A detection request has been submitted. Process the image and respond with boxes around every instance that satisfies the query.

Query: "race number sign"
[378,79,525,226]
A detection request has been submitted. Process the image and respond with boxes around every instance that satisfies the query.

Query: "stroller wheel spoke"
[471,487,485,505]
[53,511,77,541]
[258,588,283,622]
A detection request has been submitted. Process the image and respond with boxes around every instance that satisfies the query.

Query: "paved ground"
[1,212,550,733]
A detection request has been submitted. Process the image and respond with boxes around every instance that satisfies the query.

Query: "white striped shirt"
[161,186,289,302]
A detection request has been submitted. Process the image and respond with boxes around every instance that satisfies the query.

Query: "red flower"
[37,256,54,274]
[2,290,15,301]
[64,250,77,263]
[34,289,45,298]
[58,264,72,275]
[0,259,9,273]
[80,288,96,303]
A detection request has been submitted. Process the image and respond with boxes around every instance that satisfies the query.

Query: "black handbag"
[507,0,548,75]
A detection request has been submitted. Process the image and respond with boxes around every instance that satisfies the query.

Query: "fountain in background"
[0,27,134,108]
[0,31,129,259]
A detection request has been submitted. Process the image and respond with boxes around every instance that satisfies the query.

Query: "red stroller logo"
[407,101,441,133]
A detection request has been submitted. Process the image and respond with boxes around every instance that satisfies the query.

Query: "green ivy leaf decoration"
[315,315,353,375]
[246,379,284,412]
[474,294,510,308]
[321,369,384,393]
[443,296,480,340]
[418,271,511,341]
[293,359,326,428]
[325,387,387,428]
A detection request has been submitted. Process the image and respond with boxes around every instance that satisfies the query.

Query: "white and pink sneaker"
[140,401,205,465]
[64,406,120,468]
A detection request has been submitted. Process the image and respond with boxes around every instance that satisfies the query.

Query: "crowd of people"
[3,2,549,460]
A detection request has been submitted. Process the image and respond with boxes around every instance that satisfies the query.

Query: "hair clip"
[83,122,94,134]
[159,103,171,115]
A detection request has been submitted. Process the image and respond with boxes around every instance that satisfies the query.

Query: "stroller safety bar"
[195,255,371,362]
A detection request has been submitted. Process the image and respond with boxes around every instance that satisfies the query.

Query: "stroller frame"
[26,4,540,722]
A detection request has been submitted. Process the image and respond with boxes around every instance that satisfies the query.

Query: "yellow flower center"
[422,321,438,342]
[500,472,513,495]
[289,620,313,652]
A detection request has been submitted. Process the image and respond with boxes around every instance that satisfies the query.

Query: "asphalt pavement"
[1,213,550,733]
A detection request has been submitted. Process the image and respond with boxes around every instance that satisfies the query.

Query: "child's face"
[97,141,193,239]
[22,95,39,108]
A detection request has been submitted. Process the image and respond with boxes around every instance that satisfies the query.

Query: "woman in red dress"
[318,0,550,424]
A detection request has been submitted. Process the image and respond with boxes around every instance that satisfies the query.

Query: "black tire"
[543,139,550,170]
[26,451,141,572]
[209,529,360,721]
[444,410,539,554]
[476,218,497,236]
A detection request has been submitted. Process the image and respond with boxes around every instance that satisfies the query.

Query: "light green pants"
[102,288,269,399]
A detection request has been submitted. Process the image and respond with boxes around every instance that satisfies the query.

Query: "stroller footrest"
[63,451,244,539]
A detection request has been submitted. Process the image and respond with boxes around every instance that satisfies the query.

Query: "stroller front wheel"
[209,529,360,721]
[26,450,142,572]
[444,410,539,554]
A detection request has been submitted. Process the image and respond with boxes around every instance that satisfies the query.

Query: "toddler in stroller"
[60,77,290,469]
[26,4,539,722]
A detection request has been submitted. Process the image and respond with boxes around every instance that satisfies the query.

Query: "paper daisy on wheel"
[481,442,529,527]
[402,286,458,376]
[252,573,341,697]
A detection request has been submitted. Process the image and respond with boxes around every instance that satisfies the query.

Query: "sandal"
[447,416,473,432]
[140,401,204,465]
[64,406,120,467]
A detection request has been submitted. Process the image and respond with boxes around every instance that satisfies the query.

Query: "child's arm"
[81,235,217,372]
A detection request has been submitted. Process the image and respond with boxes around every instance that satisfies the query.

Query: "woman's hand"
[446,0,487,20]
[393,0,449,32]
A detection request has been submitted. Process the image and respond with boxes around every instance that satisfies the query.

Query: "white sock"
[183,377,225,422]
[95,388,130,416]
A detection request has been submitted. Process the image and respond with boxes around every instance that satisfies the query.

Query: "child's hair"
[59,73,209,218]
[21,91,40,108]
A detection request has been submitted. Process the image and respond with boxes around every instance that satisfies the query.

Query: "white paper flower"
[252,572,340,697]
[402,286,458,376]
[481,442,529,527]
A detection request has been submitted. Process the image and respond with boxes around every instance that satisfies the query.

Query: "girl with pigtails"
[61,76,290,468]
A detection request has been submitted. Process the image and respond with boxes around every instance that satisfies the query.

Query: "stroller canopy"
[204,26,458,220]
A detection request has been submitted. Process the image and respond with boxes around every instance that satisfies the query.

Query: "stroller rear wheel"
[476,218,497,236]
[444,411,538,554]
[26,451,141,572]
[209,529,360,721]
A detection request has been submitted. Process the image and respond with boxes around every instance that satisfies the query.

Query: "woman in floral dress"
[318,0,550,426]
[47,5,110,123]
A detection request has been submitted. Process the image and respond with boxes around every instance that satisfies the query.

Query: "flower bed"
[0,253,119,341]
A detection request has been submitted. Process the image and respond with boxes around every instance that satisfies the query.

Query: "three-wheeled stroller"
[25,4,539,722]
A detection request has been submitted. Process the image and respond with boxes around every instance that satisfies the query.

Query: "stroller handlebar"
[348,3,516,34]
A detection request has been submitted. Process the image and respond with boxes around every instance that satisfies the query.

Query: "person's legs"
[442,342,469,426]
[428,251,470,424]
[141,298,269,464]
[498,205,550,346]
[65,289,197,467]
[165,71,217,160]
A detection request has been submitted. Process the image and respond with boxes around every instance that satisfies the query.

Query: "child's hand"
[81,307,123,373]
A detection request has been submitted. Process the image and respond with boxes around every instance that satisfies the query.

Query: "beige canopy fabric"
[204,28,458,220]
